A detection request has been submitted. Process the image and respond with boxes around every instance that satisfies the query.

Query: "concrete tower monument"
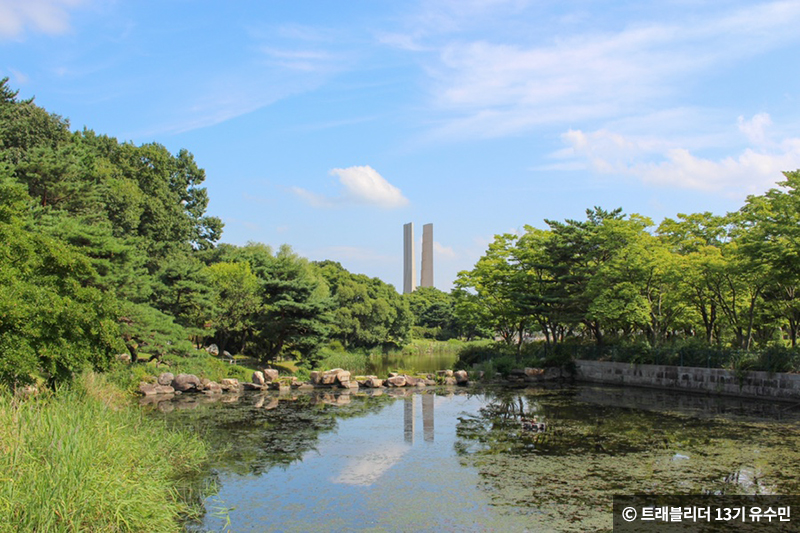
[421,223,433,288]
[403,222,416,294]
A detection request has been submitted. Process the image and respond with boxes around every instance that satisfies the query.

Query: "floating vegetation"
[454,386,800,532]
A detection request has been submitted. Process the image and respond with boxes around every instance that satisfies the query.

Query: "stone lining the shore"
[138,366,565,396]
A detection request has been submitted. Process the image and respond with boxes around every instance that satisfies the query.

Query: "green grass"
[107,350,254,393]
[0,372,211,532]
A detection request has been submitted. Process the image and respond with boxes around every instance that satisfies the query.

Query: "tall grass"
[0,372,210,532]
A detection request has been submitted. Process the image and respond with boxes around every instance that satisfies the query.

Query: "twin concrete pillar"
[403,222,433,294]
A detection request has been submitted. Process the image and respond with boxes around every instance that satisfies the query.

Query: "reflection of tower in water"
[403,394,435,443]
[404,396,415,443]
[422,393,434,442]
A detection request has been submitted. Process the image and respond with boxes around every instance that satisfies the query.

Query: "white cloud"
[294,165,409,209]
[558,114,800,196]
[387,1,800,139]
[738,113,772,146]
[433,241,456,259]
[0,0,87,39]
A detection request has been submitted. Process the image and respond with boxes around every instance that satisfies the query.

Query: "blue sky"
[3,0,800,291]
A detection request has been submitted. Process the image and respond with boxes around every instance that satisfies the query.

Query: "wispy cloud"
[293,165,410,209]
[557,114,800,196]
[433,241,456,259]
[143,23,354,136]
[385,1,800,140]
[0,0,87,39]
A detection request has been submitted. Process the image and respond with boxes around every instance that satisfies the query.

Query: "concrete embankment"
[575,360,800,401]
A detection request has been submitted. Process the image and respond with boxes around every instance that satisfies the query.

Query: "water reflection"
[148,385,800,532]
[423,393,434,442]
[404,396,414,443]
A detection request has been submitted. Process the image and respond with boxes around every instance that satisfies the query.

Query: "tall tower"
[421,223,433,288]
[403,222,416,294]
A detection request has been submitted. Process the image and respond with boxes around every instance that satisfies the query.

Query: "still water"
[147,385,800,532]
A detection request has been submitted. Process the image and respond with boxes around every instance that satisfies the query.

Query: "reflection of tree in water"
[454,387,800,532]
[149,391,393,477]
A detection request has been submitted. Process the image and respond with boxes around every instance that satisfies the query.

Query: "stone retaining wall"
[575,360,800,401]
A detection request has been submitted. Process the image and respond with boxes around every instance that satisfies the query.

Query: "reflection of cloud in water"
[332,443,409,486]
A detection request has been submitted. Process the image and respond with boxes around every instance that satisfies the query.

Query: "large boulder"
[253,371,266,386]
[454,370,469,385]
[263,368,280,382]
[204,381,222,394]
[320,368,343,385]
[364,377,383,388]
[309,371,322,385]
[386,375,407,387]
[139,382,158,396]
[220,378,240,391]
[172,373,202,392]
[157,372,174,386]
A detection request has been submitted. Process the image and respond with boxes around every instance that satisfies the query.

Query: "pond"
[145,384,800,532]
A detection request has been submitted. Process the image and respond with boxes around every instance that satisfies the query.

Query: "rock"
[454,370,469,385]
[335,370,351,385]
[423,379,437,386]
[220,378,240,391]
[172,373,202,392]
[139,382,158,396]
[139,382,174,395]
[344,380,359,389]
[364,377,383,388]
[243,382,263,391]
[158,372,175,386]
[320,368,343,385]
[206,344,219,356]
[386,375,407,387]
[222,350,233,359]
[437,369,454,378]
[443,376,457,386]
[205,381,222,393]
[388,372,399,378]
[263,368,279,382]
[524,367,544,377]
[404,376,419,387]
[309,371,322,385]
[296,383,315,391]
[253,371,266,385]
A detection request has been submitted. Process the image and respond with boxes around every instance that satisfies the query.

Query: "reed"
[0,372,209,532]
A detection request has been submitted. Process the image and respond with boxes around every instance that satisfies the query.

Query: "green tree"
[206,261,261,354]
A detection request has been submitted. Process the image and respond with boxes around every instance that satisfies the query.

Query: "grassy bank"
[0,372,210,532]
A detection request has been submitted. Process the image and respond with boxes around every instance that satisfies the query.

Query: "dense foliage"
[456,175,800,370]
[0,79,415,386]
